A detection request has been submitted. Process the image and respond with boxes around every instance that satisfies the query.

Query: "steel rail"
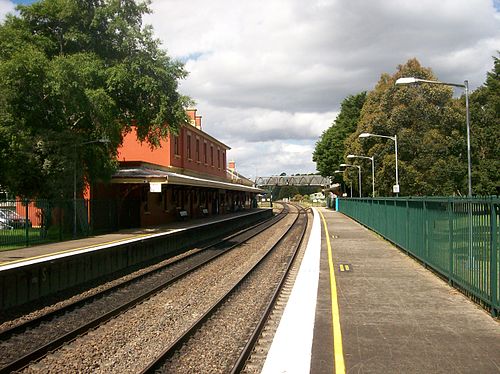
[140,203,307,373]
[230,205,309,373]
[0,204,285,341]
[0,205,287,374]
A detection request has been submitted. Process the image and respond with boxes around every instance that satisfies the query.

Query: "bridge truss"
[255,175,332,188]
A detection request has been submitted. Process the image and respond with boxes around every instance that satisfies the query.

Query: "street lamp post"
[347,154,375,197]
[396,77,475,267]
[359,132,399,196]
[395,77,471,197]
[73,138,110,238]
[340,164,362,197]
[334,170,352,197]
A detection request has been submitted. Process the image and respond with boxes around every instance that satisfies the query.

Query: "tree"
[0,0,190,198]
[345,58,466,196]
[277,185,299,200]
[469,54,500,195]
[313,92,366,183]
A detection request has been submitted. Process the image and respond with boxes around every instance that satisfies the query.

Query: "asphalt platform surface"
[311,208,500,374]
[0,209,265,266]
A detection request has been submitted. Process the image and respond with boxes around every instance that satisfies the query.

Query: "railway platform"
[263,207,500,373]
[0,209,266,266]
[0,208,272,311]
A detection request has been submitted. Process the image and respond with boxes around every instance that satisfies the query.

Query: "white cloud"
[157,1,499,179]
[0,0,16,21]
[4,0,499,178]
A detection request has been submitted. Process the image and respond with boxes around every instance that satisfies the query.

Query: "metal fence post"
[490,202,498,317]
[448,199,454,285]
[423,200,428,262]
[405,199,409,251]
[25,199,29,247]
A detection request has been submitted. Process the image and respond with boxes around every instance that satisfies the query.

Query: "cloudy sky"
[2,0,500,179]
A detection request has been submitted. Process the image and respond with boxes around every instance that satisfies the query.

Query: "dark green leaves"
[0,0,189,198]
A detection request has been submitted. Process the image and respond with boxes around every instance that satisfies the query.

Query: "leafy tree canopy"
[313,91,366,180]
[0,0,190,198]
[277,185,299,200]
[469,54,500,195]
[345,58,468,196]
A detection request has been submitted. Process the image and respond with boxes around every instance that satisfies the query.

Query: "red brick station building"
[91,109,262,228]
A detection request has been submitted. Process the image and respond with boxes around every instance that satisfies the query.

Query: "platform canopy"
[255,175,331,187]
[112,167,264,193]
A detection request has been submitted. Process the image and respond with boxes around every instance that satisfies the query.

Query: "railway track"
[140,204,309,373]
[0,205,288,373]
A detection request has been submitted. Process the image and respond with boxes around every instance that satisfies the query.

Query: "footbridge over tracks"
[255,175,331,188]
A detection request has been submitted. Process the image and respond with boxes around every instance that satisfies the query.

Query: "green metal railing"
[338,197,500,317]
[0,199,118,249]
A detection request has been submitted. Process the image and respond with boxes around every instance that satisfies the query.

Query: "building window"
[217,149,220,169]
[187,134,192,159]
[204,142,207,164]
[196,138,200,162]
[222,151,226,170]
[174,135,179,156]
[211,145,214,166]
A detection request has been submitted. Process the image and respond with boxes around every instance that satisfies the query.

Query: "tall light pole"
[347,154,375,197]
[73,137,110,238]
[395,77,471,197]
[340,164,362,197]
[359,132,399,196]
[334,170,352,197]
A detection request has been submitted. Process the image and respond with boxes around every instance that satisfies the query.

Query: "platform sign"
[393,184,400,193]
[149,182,162,193]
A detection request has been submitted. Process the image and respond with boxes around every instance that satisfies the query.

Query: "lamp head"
[359,133,371,138]
[340,163,349,167]
[346,154,355,159]
[395,77,417,85]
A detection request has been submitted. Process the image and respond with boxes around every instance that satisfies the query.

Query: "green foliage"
[313,92,366,180]
[345,58,468,196]
[0,0,190,198]
[469,54,500,195]
[277,185,300,200]
[314,57,498,197]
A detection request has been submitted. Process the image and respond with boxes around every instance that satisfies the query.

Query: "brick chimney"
[195,115,202,130]
[186,108,197,127]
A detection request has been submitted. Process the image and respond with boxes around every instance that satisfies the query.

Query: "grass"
[0,226,73,251]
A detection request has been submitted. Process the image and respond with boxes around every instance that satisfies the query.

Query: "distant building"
[309,192,325,201]
[91,109,262,228]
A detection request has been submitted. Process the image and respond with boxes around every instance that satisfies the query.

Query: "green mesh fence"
[0,199,118,250]
[338,197,499,317]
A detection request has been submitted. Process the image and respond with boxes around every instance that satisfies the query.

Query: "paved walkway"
[264,208,500,373]
[0,209,265,266]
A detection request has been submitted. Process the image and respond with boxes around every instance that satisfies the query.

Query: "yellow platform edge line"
[318,209,345,374]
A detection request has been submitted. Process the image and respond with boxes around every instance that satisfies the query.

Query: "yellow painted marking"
[345,264,350,271]
[318,209,345,374]
[0,233,153,267]
[339,264,345,272]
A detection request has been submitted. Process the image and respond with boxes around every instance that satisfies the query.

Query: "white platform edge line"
[0,228,186,272]
[0,209,269,272]
[261,207,321,374]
